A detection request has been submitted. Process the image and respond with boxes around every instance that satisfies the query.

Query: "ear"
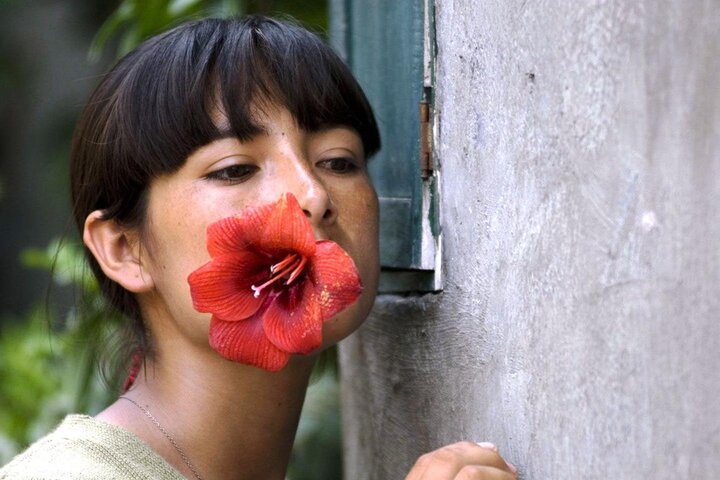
[83,210,154,293]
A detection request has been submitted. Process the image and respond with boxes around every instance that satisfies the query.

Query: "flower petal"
[188,252,270,320]
[310,240,363,320]
[207,204,275,257]
[262,281,323,354]
[209,316,290,371]
[262,193,316,257]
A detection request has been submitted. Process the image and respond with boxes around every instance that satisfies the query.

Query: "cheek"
[321,184,379,343]
[359,199,380,284]
[140,212,217,345]
[143,207,210,294]
[333,182,379,267]
[352,184,379,265]
[145,182,227,268]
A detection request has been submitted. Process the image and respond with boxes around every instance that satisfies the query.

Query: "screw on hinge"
[419,98,432,179]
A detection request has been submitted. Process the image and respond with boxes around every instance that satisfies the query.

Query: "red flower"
[187,193,362,371]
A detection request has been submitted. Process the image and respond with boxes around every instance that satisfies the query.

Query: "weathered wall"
[340,1,720,479]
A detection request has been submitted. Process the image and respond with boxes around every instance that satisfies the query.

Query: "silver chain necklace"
[119,396,204,480]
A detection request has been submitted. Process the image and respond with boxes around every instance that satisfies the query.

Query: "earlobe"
[83,210,154,293]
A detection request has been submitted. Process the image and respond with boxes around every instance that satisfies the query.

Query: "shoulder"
[0,415,184,480]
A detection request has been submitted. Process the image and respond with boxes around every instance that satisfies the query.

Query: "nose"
[279,159,337,232]
[299,183,337,226]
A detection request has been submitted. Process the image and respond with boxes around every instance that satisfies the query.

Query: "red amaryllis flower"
[187,193,362,371]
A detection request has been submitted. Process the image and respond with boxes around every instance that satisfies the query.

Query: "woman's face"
[137,104,379,356]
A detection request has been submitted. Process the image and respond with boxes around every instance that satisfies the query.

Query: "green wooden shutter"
[330,0,441,291]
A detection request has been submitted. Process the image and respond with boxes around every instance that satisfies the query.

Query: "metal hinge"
[420,87,433,179]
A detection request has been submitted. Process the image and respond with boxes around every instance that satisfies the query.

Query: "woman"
[0,16,516,480]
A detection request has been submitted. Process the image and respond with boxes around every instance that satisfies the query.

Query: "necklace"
[119,396,204,480]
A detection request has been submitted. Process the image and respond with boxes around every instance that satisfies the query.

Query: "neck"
[99,340,316,480]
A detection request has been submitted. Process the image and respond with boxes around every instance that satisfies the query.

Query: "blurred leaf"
[0,308,64,458]
[1,238,122,463]
[287,369,342,480]
[88,1,134,62]
[89,0,249,61]
[21,239,96,291]
[19,248,53,271]
[211,0,245,16]
[168,0,205,18]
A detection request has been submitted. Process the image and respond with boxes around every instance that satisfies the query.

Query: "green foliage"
[0,309,64,460]
[288,372,343,480]
[90,0,329,61]
[21,239,96,292]
[0,239,122,464]
[89,0,243,61]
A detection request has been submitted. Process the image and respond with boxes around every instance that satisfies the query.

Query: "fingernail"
[476,441,497,451]
[508,462,518,474]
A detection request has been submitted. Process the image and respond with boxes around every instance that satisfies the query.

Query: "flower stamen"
[270,254,298,274]
[285,256,308,286]
[251,254,307,298]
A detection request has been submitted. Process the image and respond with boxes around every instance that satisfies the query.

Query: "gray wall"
[340,1,720,478]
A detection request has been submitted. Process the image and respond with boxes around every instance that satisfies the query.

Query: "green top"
[0,414,185,480]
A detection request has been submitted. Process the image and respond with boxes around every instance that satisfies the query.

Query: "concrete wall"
[340,1,720,478]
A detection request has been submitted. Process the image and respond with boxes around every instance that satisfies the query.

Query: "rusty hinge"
[419,92,433,179]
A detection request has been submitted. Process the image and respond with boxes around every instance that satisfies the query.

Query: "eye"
[205,164,258,183]
[317,157,360,174]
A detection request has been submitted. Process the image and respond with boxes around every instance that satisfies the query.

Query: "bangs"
[97,16,379,190]
[216,17,380,153]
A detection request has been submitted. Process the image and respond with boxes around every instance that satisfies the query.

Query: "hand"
[405,441,518,479]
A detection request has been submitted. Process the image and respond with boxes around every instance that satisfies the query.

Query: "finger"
[417,441,514,480]
[405,452,432,480]
[456,465,517,480]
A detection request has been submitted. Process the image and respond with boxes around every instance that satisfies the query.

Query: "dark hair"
[70,16,380,363]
